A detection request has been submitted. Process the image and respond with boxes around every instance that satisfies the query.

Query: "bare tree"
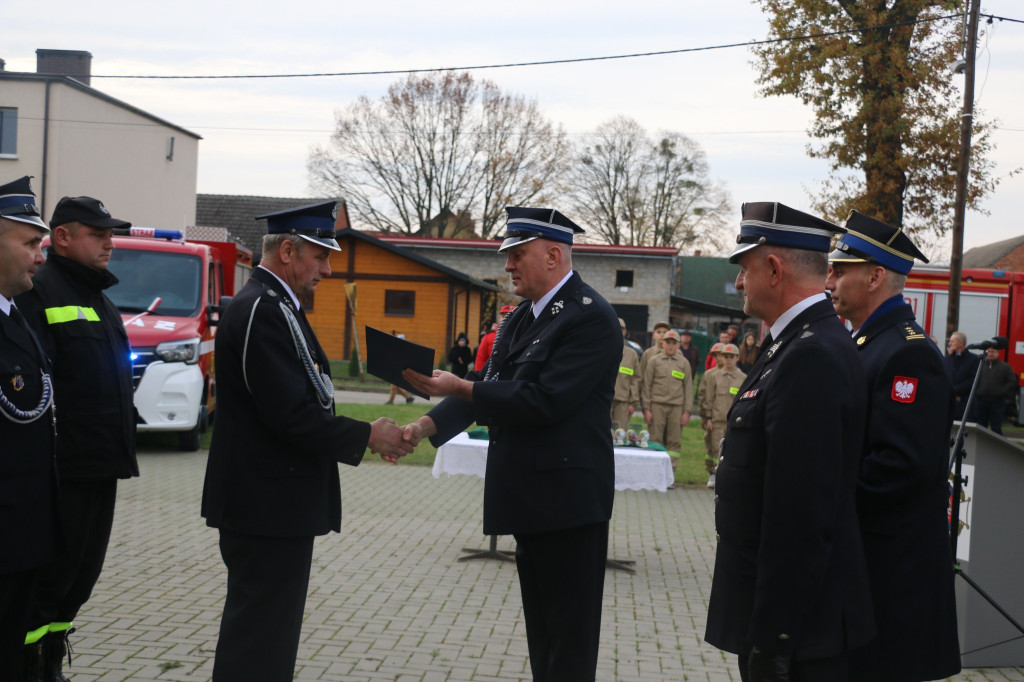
[308,72,568,238]
[567,117,730,250]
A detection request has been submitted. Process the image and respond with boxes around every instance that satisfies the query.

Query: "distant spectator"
[975,347,1017,434]
[447,333,473,379]
[474,304,515,372]
[638,321,672,380]
[945,331,979,421]
[705,331,731,371]
[726,323,741,343]
[737,331,758,373]
[678,330,700,374]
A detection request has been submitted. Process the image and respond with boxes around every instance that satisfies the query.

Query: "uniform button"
[719,455,724,462]
[778,634,790,641]
[716,533,721,542]
[713,495,719,503]
[736,417,742,423]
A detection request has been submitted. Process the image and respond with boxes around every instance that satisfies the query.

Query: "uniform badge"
[267,289,278,297]
[760,368,772,380]
[551,300,564,315]
[11,374,25,391]
[800,331,814,339]
[891,376,919,403]
[857,336,867,346]
[739,389,760,400]
[582,296,592,305]
[765,340,783,359]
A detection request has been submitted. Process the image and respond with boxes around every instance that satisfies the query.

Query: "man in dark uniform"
[826,210,960,681]
[16,195,138,681]
[402,206,621,682]
[0,176,59,680]
[704,202,875,681]
[200,201,412,681]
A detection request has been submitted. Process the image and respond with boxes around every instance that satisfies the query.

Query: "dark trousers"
[213,529,315,682]
[974,399,1006,435]
[738,651,847,682]
[514,521,609,682]
[0,569,37,679]
[31,478,117,628]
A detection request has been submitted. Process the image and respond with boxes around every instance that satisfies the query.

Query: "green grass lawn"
[137,401,714,486]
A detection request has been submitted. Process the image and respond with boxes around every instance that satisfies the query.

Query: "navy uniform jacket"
[705,298,875,660]
[201,268,370,537]
[427,272,621,535]
[848,300,960,681]
[0,309,59,573]
[16,251,138,479]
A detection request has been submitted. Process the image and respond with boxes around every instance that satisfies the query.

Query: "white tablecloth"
[433,432,674,492]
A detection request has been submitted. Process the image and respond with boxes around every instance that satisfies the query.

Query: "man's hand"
[402,369,473,402]
[747,647,790,682]
[643,408,653,425]
[680,411,691,427]
[703,418,713,431]
[402,416,437,448]
[626,404,635,418]
[368,417,414,463]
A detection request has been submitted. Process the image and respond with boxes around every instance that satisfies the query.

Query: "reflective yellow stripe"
[48,621,73,633]
[25,624,49,645]
[618,366,635,376]
[45,306,99,324]
[729,387,739,395]
[671,370,686,380]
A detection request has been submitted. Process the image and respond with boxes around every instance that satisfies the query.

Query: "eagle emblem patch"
[891,376,918,403]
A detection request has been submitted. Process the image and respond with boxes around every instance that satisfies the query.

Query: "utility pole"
[946,0,982,344]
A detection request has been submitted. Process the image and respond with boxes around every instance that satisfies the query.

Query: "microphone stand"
[948,348,1024,649]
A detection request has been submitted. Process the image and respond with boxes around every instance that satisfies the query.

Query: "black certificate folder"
[364,326,435,399]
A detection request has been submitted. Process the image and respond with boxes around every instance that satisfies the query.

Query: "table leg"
[458,534,516,562]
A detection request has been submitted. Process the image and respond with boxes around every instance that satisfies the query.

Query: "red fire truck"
[904,266,1024,419]
[105,228,252,450]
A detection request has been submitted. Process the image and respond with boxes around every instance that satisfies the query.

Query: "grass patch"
[137,398,713,485]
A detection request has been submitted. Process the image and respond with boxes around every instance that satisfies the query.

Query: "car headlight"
[156,337,200,364]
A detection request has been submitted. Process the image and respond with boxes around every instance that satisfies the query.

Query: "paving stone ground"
[64,439,1023,681]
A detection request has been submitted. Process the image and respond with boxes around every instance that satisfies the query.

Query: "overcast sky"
[3,0,1021,256]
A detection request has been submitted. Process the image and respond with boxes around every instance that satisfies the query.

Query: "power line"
[86,12,995,81]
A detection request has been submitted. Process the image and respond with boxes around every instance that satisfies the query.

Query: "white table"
[433,432,674,569]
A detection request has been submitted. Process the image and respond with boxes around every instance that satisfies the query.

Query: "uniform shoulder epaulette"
[902,324,927,342]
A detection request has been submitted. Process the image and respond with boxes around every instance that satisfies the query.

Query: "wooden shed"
[306,228,498,363]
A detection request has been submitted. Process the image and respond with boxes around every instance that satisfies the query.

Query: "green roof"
[673,256,744,310]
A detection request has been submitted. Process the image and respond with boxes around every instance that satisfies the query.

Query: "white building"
[0,49,199,228]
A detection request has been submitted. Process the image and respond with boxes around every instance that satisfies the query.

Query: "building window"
[0,108,17,157]
[615,269,634,288]
[385,290,416,316]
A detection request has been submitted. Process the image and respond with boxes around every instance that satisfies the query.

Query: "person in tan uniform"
[698,343,745,489]
[638,320,671,380]
[641,330,693,462]
[611,318,640,429]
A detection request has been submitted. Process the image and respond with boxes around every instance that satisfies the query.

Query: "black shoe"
[405,396,414,403]
[41,629,73,682]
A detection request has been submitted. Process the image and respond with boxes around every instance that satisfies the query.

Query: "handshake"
[367,416,437,464]
[369,368,464,463]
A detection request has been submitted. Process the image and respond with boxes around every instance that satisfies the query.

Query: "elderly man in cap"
[0,177,60,680]
[698,343,745,489]
[402,206,621,681]
[15,195,138,680]
[826,211,960,681]
[201,201,412,681]
[611,317,640,429]
[704,202,875,681]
